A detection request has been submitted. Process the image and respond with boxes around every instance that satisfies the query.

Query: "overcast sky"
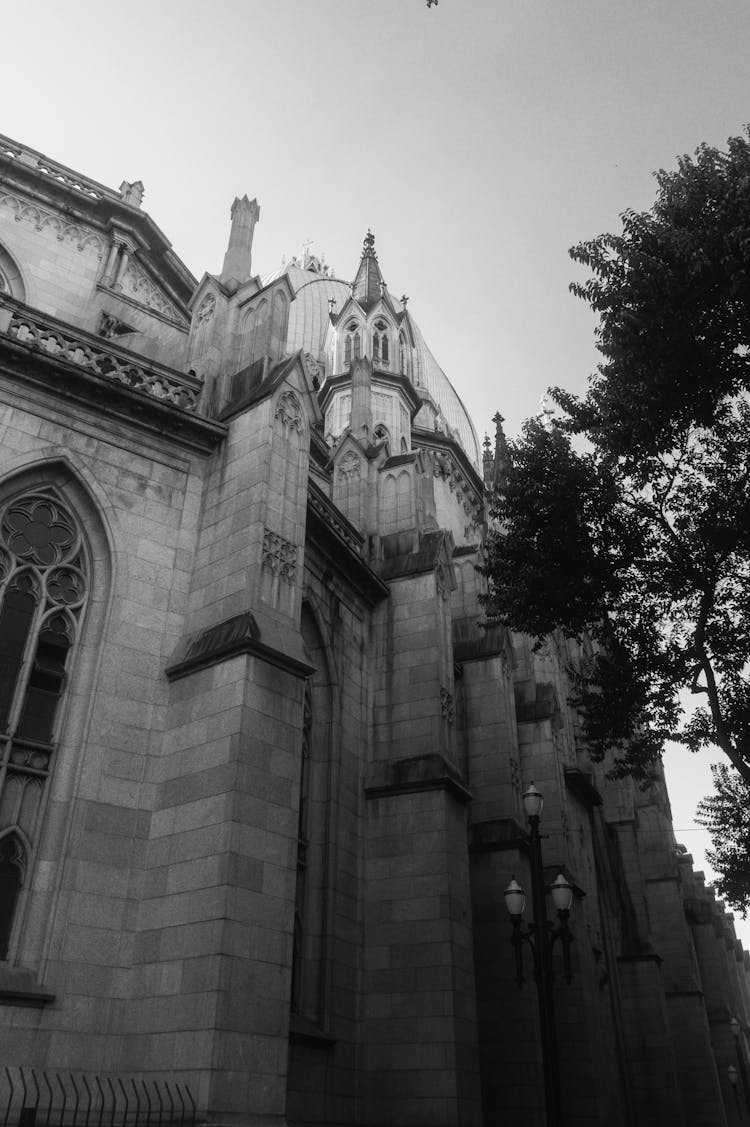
[5,0,750,932]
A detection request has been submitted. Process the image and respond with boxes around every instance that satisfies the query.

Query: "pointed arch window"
[373,320,389,367]
[0,491,88,957]
[399,332,410,377]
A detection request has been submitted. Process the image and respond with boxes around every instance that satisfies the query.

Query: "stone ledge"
[0,966,55,1007]
[469,817,527,852]
[364,752,471,804]
[289,1013,335,1048]
[166,611,314,682]
[564,767,603,809]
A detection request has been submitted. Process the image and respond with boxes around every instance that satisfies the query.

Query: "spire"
[221,195,260,289]
[492,413,511,490]
[351,229,385,312]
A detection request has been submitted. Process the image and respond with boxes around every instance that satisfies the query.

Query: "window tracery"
[0,490,88,957]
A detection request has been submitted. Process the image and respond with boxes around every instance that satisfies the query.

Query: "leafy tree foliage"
[697,766,750,910]
[484,132,750,908]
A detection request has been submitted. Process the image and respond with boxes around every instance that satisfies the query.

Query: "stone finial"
[221,195,261,287]
[362,229,376,258]
[119,180,144,208]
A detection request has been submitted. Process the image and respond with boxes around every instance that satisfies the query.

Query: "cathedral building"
[0,132,748,1127]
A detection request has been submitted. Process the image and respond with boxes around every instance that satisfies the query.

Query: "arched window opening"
[0,244,26,302]
[344,321,360,367]
[0,836,24,960]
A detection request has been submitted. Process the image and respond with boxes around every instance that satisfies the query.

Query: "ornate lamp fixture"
[503,783,575,1126]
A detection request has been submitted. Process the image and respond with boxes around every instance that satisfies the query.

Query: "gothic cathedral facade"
[0,134,747,1127]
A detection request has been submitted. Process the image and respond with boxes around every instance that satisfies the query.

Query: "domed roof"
[266,257,481,470]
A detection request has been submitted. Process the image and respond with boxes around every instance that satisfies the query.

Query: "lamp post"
[504,782,574,1127]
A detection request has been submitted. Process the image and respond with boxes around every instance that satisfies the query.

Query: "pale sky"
[5,0,750,934]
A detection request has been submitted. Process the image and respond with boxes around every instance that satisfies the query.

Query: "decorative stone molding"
[0,191,105,257]
[262,528,297,582]
[120,262,184,323]
[274,389,304,433]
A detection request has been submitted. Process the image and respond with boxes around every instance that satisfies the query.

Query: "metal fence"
[1,1069,196,1127]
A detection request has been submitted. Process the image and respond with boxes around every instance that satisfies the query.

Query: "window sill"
[0,965,55,1007]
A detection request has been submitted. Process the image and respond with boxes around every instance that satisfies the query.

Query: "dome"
[266,258,481,470]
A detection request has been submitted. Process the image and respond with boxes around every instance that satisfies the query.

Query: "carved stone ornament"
[262,528,297,582]
[338,451,361,481]
[274,390,304,434]
[196,292,216,323]
[435,562,448,602]
[440,686,455,725]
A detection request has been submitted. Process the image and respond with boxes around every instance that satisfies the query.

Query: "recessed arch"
[0,243,27,302]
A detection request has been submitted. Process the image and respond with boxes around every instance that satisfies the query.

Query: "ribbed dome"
[266,260,481,470]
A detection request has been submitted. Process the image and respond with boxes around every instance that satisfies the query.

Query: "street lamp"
[504,782,575,1127]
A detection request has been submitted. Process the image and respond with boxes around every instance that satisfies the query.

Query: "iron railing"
[1,1069,195,1127]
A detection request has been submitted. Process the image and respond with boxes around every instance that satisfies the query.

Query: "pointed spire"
[492,412,511,490]
[482,433,494,488]
[221,195,260,288]
[351,229,386,313]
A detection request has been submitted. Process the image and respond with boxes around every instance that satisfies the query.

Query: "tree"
[483,131,750,909]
